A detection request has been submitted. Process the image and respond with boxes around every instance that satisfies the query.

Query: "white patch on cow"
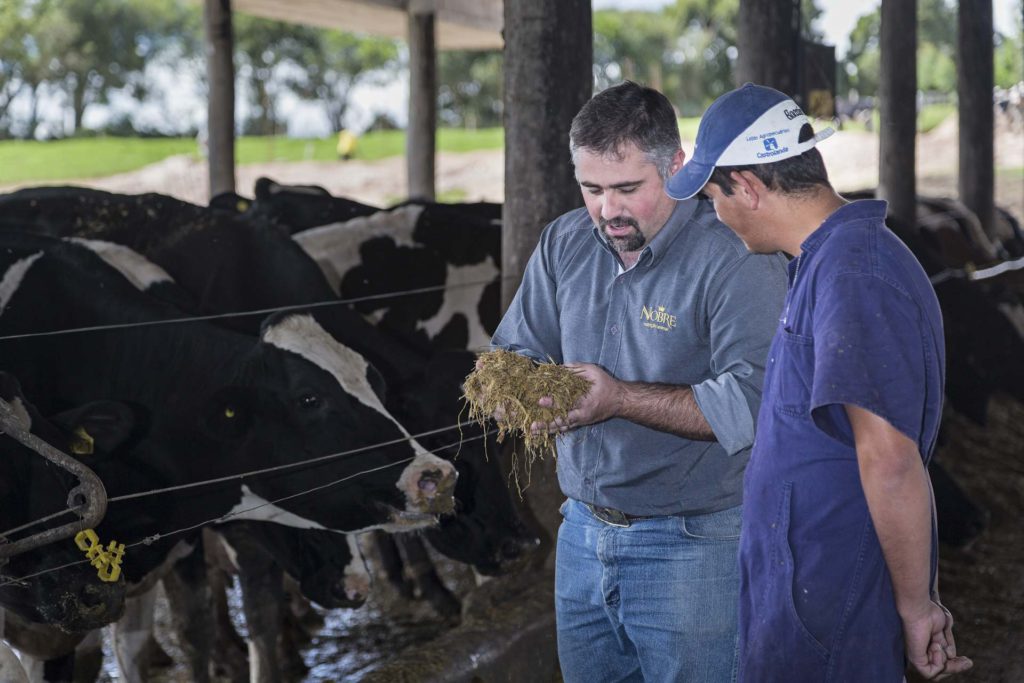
[228,484,327,529]
[293,204,423,293]
[263,314,455,516]
[999,302,1024,339]
[416,256,499,350]
[66,238,174,291]
[112,585,158,683]
[262,314,417,441]
[344,534,371,602]
[1,640,30,683]
[0,252,43,317]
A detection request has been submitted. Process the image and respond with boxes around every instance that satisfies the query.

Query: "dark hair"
[707,144,831,197]
[569,81,680,179]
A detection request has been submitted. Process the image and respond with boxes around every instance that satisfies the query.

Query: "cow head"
[201,313,456,534]
[394,352,540,575]
[0,374,130,631]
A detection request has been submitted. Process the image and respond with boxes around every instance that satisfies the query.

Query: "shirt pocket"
[774,330,815,417]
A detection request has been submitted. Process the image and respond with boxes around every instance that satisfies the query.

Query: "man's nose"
[601,193,621,220]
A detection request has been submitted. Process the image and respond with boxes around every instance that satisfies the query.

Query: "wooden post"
[204,0,235,199]
[958,0,996,239]
[735,0,800,94]
[407,8,436,200]
[878,0,917,226]
[503,0,592,563]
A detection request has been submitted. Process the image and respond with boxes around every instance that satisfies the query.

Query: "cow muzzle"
[395,454,457,519]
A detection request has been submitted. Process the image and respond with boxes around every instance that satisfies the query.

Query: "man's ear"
[669,148,685,176]
[730,170,763,210]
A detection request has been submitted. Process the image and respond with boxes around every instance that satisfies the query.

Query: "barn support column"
[878,0,917,226]
[503,0,592,564]
[735,0,800,94]
[958,0,996,238]
[407,4,437,200]
[204,0,236,199]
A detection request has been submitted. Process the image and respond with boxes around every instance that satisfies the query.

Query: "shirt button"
[584,478,593,486]
[610,324,619,335]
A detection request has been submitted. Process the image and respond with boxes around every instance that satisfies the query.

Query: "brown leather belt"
[587,504,655,528]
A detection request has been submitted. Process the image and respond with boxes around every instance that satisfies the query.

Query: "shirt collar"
[799,199,888,255]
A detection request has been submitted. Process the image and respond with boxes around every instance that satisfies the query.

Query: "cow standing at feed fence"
[0,233,456,681]
[0,186,534,558]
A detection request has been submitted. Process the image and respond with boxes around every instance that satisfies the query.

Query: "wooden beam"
[406,8,436,199]
[503,0,592,564]
[878,0,917,226]
[958,0,996,239]
[204,0,236,198]
[229,0,502,49]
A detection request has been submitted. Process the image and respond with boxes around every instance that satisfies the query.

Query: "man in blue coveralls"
[489,82,788,681]
[667,83,973,681]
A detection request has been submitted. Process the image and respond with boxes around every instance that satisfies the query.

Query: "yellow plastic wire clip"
[74,528,125,583]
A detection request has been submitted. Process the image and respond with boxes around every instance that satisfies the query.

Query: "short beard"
[600,217,645,253]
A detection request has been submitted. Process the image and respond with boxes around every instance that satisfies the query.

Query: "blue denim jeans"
[555,499,741,683]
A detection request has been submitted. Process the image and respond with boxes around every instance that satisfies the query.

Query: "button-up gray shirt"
[493,198,787,515]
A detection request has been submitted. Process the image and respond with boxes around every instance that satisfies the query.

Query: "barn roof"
[230,0,503,50]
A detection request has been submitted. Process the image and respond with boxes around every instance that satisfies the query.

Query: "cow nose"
[397,453,457,517]
[417,465,457,513]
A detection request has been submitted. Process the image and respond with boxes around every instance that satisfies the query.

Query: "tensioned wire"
[0,429,496,589]
[0,275,518,342]
[1,418,483,540]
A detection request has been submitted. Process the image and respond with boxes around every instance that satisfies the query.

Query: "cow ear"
[365,363,387,405]
[50,401,138,455]
[203,387,254,441]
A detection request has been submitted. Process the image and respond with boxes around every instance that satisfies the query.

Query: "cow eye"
[297,393,321,410]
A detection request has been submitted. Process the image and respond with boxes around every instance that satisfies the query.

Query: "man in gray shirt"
[490,82,787,682]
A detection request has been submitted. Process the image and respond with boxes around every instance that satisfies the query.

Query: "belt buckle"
[588,504,631,528]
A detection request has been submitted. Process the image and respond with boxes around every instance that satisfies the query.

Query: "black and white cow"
[0,373,132,633]
[291,198,502,353]
[0,232,461,680]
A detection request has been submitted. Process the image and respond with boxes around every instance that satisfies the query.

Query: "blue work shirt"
[738,200,946,682]
[493,198,787,515]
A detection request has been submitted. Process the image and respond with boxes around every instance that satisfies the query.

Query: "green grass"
[678,117,701,141]
[839,103,956,134]
[0,137,199,185]
[0,127,507,185]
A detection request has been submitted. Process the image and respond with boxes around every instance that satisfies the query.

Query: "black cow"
[292,199,502,353]
[0,373,132,633]
[245,177,382,232]
[0,187,535,663]
[0,233,457,665]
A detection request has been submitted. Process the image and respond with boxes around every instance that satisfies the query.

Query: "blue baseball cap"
[666,83,834,200]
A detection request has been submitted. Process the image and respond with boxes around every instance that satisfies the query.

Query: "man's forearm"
[857,439,933,620]
[617,381,716,441]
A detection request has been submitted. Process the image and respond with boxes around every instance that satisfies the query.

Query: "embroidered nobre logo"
[640,304,677,331]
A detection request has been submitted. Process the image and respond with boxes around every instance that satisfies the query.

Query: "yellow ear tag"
[74,529,125,583]
[71,427,94,456]
[237,199,249,212]
[224,407,236,418]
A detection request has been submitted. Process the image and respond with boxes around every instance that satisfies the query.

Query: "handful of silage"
[462,349,592,464]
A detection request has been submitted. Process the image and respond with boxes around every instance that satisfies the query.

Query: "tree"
[593,10,673,92]
[233,14,319,136]
[842,0,958,98]
[438,50,503,129]
[288,29,400,134]
[38,0,189,135]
